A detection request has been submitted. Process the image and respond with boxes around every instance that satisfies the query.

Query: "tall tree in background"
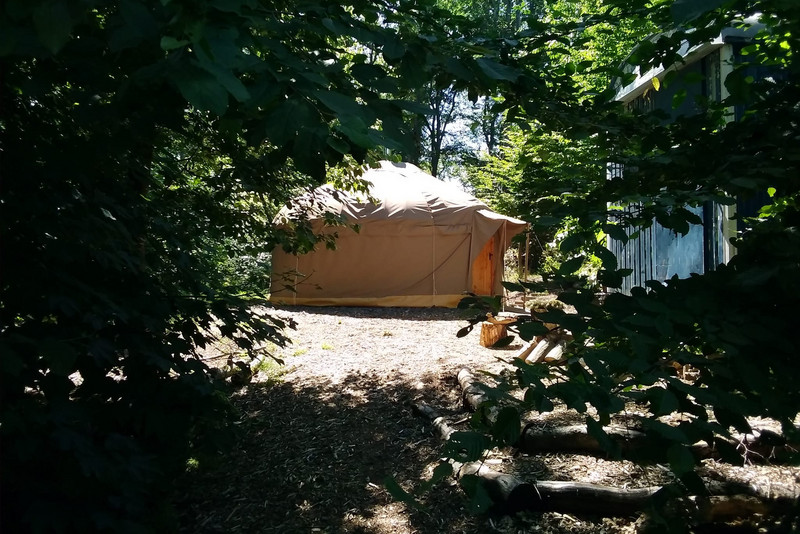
[407,0,544,178]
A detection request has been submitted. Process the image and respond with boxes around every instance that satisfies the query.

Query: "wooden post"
[523,231,530,310]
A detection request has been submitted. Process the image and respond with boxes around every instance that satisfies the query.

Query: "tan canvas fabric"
[270,161,526,307]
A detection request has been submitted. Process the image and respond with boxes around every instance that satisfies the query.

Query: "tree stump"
[479,322,507,347]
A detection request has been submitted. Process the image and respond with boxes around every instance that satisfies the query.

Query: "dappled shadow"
[173,370,503,533]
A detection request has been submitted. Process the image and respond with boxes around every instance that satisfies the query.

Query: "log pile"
[514,328,571,364]
[409,367,800,529]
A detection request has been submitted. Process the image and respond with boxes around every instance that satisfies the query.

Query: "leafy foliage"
[452,0,800,510]
[0,0,548,530]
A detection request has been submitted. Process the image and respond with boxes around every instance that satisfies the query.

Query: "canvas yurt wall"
[270,161,526,307]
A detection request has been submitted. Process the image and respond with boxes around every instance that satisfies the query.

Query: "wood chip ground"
[174,306,799,533]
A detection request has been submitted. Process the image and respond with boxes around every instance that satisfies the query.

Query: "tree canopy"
[454,0,800,511]
[0,0,538,530]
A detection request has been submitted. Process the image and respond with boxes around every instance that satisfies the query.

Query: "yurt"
[270,161,527,307]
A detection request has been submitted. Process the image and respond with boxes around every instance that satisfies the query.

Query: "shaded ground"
[174,306,799,533]
[176,307,516,533]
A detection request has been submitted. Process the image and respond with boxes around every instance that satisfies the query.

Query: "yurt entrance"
[470,235,496,296]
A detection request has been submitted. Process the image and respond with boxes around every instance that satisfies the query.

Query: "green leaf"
[416,461,453,494]
[33,1,73,54]
[210,0,245,14]
[199,60,250,103]
[326,135,350,155]
[491,407,521,446]
[383,476,424,510]
[39,338,78,376]
[459,475,493,513]
[594,246,617,271]
[161,36,189,51]
[501,281,524,293]
[586,416,622,459]
[174,67,229,115]
[557,290,592,307]
[713,406,752,435]
[671,0,727,23]
[517,321,549,340]
[491,335,515,348]
[445,57,473,80]
[0,343,25,377]
[667,443,696,475]
[314,91,367,119]
[443,431,491,462]
[648,387,679,417]
[476,57,519,81]
[559,233,584,253]
[382,37,405,60]
[642,419,689,444]
[558,256,584,275]
[264,99,313,146]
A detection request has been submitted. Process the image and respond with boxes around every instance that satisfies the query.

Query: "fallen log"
[519,423,651,455]
[513,339,537,361]
[413,402,662,515]
[411,403,456,441]
[532,339,566,364]
[635,494,800,532]
[457,367,493,413]
[526,339,555,364]
[459,368,797,465]
[520,423,798,465]
[459,461,662,515]
[413,402,799,522]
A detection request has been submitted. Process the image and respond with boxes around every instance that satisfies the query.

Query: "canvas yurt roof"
[270,161,526,307]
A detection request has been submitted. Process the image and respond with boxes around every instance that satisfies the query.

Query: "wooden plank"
[471,236,496,295]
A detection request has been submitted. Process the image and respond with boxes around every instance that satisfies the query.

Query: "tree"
[457,0,800,509]
[0,1,539,530]
[404,0,545,178]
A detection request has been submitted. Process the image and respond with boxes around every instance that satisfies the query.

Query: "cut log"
[520,423,799,465]
[412,402,661,515]
[541,340,566,363]
[519,423,651,455]
[486,313,518,326]
[457,367,493,413]
[513,340,537,361]
[411,403,455,441]
[411,402,799,520]
[480,322,508,347]
[525,339,555,363]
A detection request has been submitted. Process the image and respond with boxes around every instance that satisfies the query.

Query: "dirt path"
[177,307,522,533]
[174,307,798,533]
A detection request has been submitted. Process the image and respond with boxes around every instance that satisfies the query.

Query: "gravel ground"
[273,306,513,388]
[174,306,799,534]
